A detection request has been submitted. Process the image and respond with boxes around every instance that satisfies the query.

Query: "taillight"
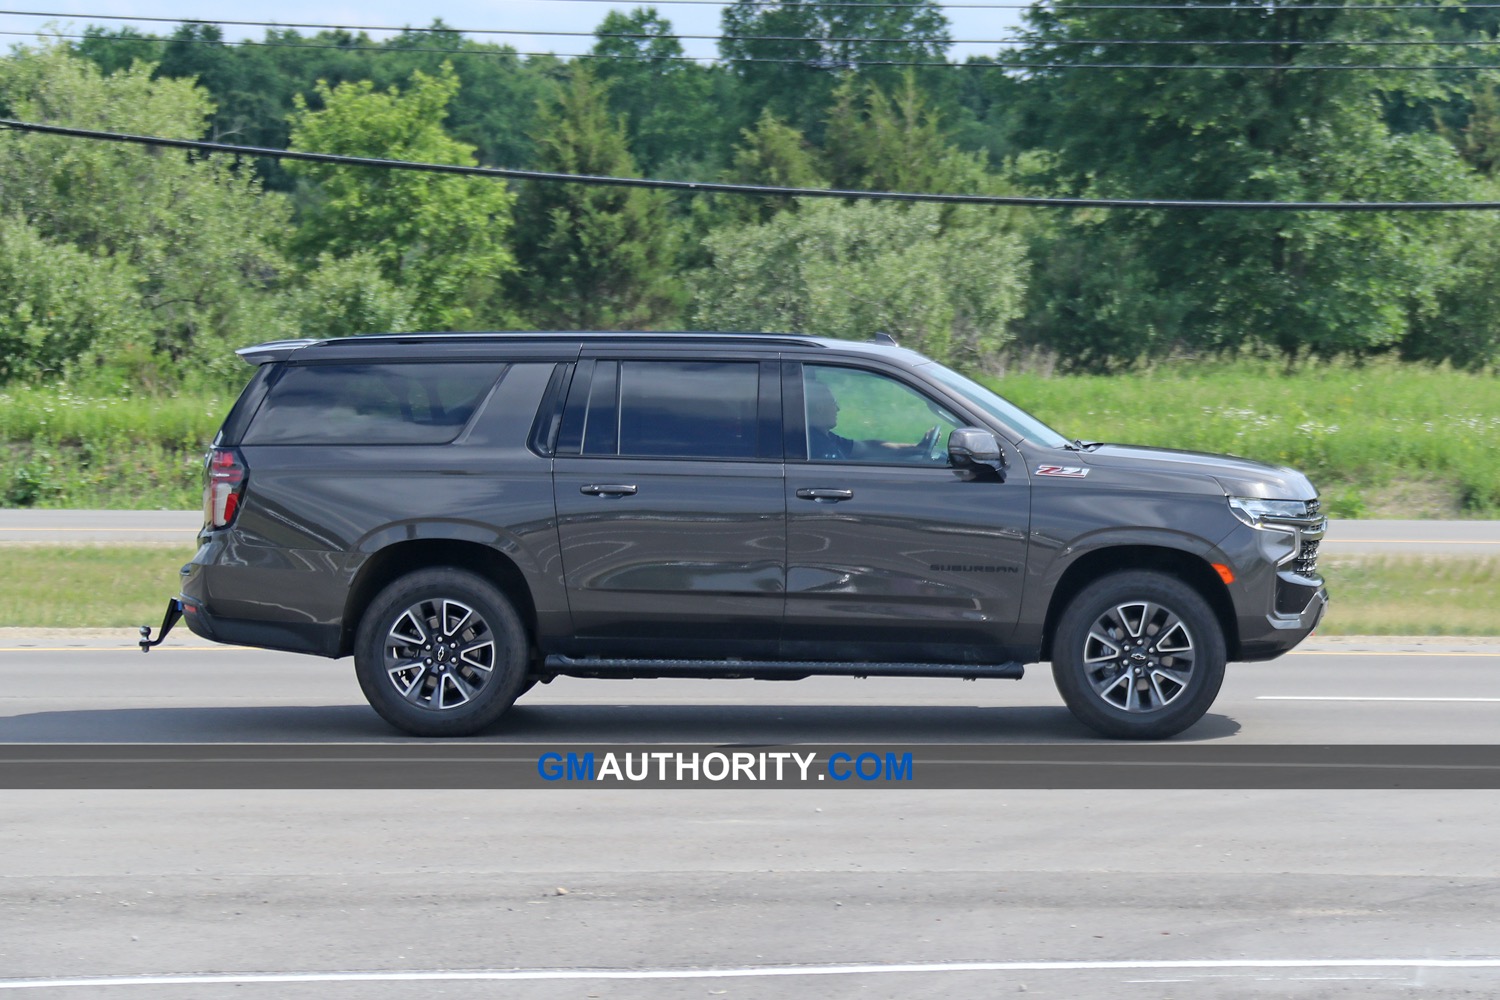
[203,447,248,530]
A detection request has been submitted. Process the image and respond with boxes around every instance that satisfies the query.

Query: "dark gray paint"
[176,332,1326,679]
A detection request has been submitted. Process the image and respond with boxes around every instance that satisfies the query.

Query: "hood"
[1074,444,1318,501]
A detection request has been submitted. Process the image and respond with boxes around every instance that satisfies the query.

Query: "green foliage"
[0,43,293,391]
[694,199,1025,362]
[0,217,148,383]
[990,357,1500,514]
[1017,4,1474,366]
[286,64,517,330]
[824,72,990,195]
[591,9,732,173]
[719,109,829,223]
[292,252,418,338]
[511,65,683,329]
[0,384,226,508]
[719,0,951,137]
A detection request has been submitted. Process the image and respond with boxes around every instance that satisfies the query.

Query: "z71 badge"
[1035,465,1089,478]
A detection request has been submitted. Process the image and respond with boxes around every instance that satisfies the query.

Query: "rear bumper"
[178,592,341,658]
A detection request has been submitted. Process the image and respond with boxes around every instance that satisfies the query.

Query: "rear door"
[551,355,785,659]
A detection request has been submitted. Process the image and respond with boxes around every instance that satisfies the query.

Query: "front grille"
[1294,537,1320,578]
[1305,498,1321,518]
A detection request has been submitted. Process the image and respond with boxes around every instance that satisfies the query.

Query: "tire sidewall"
[1051,570,1227,740]
[354,568,529,737]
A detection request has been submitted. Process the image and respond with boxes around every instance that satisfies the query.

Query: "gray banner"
[4,744,1500,789]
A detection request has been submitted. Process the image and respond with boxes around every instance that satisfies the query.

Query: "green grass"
[0,386,226,508]
[985,357,1500,517]
[0,547,1494,636]
[1317,556,1500,637]
[0,547,187,628]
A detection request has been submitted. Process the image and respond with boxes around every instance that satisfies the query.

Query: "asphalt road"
[3,510,1500,555]
[3,638,1500,997]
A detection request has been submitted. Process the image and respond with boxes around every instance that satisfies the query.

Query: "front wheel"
[353,568,529,737]
[1051,571,1226,740]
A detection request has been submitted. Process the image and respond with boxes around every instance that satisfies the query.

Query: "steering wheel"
[916,424,943,460]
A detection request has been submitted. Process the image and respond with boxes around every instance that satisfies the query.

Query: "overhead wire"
[8,30,1499,69]
[3,116,1500,210]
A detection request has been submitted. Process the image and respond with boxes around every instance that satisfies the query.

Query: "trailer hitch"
[139,600,183,652]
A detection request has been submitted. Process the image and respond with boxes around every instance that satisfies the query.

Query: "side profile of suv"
[145,332,1327,739]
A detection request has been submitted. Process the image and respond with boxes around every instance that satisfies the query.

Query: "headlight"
[1227,496,1310,528]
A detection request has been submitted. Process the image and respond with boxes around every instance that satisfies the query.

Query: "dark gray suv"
[144,332,1328,739]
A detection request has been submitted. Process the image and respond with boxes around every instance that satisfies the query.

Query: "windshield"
[919,361,1070,449]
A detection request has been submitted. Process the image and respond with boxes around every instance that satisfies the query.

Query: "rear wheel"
[354,568,529,737]
[1051,570,1226,740]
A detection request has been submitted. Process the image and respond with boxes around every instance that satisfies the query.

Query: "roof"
[235,331,928,366]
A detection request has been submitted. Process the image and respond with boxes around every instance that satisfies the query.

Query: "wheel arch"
[340,539,538,658]
[1039,545,1239,663]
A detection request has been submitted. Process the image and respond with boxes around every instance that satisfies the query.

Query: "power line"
[3,116,1499,210]
[8,9,1500,47]
[15,30,1500,68]
[10,2,1500,12]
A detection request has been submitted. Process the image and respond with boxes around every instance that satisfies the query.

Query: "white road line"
[1289,651,1497,657]
[3,959,1500,990]
[1258,696,1500,702]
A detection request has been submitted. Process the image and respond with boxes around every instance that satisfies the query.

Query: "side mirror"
[948,428,1006,481]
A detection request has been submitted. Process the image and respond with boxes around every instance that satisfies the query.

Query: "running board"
[542,656,1025,681]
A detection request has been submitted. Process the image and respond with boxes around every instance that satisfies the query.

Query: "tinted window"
[802,365,961,465]
[245,363,505,445]
[584,361,760,459]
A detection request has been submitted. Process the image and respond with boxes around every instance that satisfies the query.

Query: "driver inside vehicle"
[805,381,855,460]
[805,376,951,463]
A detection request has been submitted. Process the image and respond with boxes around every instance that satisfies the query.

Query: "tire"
[1051,570,1226,740]
[353,568,530,737]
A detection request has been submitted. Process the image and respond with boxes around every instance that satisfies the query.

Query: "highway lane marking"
[1332,538,1500,544]
[0,959,1492,989]
[3,959,1500,990]
[0,647,253,653]
[1259,695,1500,702]
[1290,651,1497,657]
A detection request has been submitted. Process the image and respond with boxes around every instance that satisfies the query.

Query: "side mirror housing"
[948,428,1005,481]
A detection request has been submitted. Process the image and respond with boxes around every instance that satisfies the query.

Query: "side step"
[542,656,1025,681]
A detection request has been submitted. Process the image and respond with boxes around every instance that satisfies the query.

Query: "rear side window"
[243,363,505,445]
[567,360,763,459]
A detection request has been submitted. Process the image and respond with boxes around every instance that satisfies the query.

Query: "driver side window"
[803,365,961,465]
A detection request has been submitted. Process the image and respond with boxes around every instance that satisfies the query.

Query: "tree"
[719,109,828,223]
[1016,4,1471,365]
[718,0,951,136]
[591,8,732,173]
[286,64,517,330]
[510,65,682,329]
[693,199,1026,365]
[0,43,292,386]
[823,72,991,195]
[0,217,147,383]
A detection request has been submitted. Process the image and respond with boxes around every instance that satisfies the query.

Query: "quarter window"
[244,363,504,445]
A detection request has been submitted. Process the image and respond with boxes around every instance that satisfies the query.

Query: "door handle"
[796,488,854,503]
[580,484,638,497]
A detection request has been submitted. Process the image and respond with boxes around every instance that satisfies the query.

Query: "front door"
[783,362,1030,663]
